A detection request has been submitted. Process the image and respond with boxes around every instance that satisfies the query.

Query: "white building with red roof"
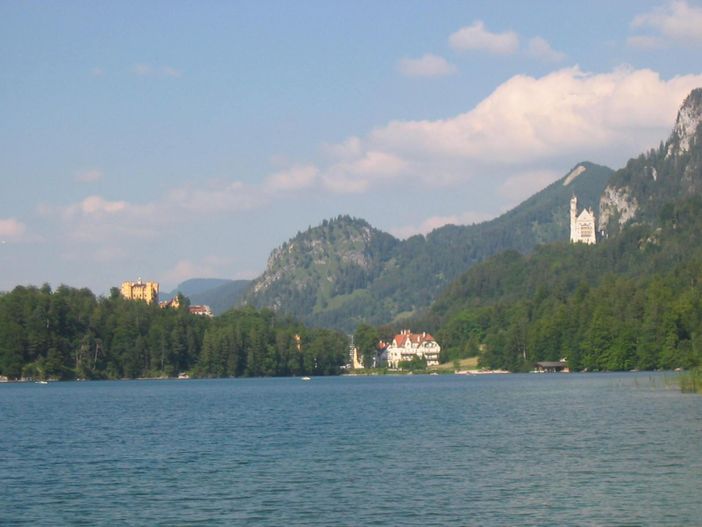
[381,329,441,369]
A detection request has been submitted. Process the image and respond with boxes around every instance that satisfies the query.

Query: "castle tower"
[570,195,578,242]
[570,195,596,245]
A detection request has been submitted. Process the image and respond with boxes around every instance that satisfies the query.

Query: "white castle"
[570,195,596,244]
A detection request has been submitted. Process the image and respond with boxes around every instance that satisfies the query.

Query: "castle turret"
[570,195,596,245]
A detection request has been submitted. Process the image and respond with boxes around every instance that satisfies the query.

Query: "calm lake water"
[1,373,701,526]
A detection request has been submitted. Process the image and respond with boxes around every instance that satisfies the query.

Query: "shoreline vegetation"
[679,368,702,394]
[2,366,694,384]
[1,283,701,393]
[0,285,348,382]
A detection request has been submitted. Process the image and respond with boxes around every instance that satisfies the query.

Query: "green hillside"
[427,89,702,372]
[428,197,702,372]
[243,163,613,331]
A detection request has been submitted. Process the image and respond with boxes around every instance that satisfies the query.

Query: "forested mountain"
[422,88,702,372]
[243,163,612,331]
[426,197,702,372]
[0,286,347,381]
[243,216,400,328]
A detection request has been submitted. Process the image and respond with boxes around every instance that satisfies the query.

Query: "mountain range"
[188,88,702,334]
[424,89,702,371]
[241,162,611,331]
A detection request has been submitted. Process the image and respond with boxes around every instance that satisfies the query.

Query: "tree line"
[422,197,702,372]
[0,286,348,381]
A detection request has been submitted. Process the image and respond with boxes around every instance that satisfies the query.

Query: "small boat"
[301,376,311,381]
[36,380,48,385]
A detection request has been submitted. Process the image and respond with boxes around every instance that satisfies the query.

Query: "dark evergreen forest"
[424,198,702,372]
[0,287,348,381]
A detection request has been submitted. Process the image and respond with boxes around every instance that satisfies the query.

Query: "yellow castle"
[120,279,159,304]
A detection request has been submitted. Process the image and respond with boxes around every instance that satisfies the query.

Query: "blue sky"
[2,0,702,294]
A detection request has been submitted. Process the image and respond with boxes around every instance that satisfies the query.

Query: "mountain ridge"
[195,90,702,327]
[421,87,702,371]
[241,161,613,331]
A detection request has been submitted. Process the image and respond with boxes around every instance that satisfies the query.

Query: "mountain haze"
[162,278,236,300]
[163,278,251,315]
[243,162,613,331]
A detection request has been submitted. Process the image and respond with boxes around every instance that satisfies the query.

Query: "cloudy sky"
[2,0,702,294]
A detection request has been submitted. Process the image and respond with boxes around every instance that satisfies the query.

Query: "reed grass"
[679,368,702,394]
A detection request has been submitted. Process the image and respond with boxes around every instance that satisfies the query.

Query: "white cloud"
[390,211,495,239]
[449,21,519,55]
[55,67,702,220]
[79,196,126,215]
[265,165,319,192]
[52,177,266,247]
[321,151,407,193]
[527,37,566,62]
[0,218,27,241]
[43,66,702,274]
[75,169,103,183]
[397,53,457,77]
[323,136,363,160]
[371,67,702,163]
[314,66,702,195]
[632,1,702,44]
[61,196,127,217]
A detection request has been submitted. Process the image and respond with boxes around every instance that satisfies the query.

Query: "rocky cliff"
[600,88,702,234]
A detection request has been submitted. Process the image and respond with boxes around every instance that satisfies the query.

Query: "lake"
[1,373,701,526]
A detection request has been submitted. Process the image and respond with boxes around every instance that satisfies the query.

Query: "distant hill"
[243,216,400,328]
[162,278,236,300]
[243,162,613,331]
[163,278,251,315]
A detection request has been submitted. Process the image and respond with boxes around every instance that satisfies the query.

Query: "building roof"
[392,330,435,347]
[577,209,595,221]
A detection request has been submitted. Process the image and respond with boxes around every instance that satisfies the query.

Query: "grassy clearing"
[432,357,479,372]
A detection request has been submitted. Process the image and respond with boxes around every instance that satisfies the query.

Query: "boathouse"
[534,360,569,373]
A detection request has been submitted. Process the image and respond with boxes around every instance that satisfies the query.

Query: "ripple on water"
[1,373,701,526]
